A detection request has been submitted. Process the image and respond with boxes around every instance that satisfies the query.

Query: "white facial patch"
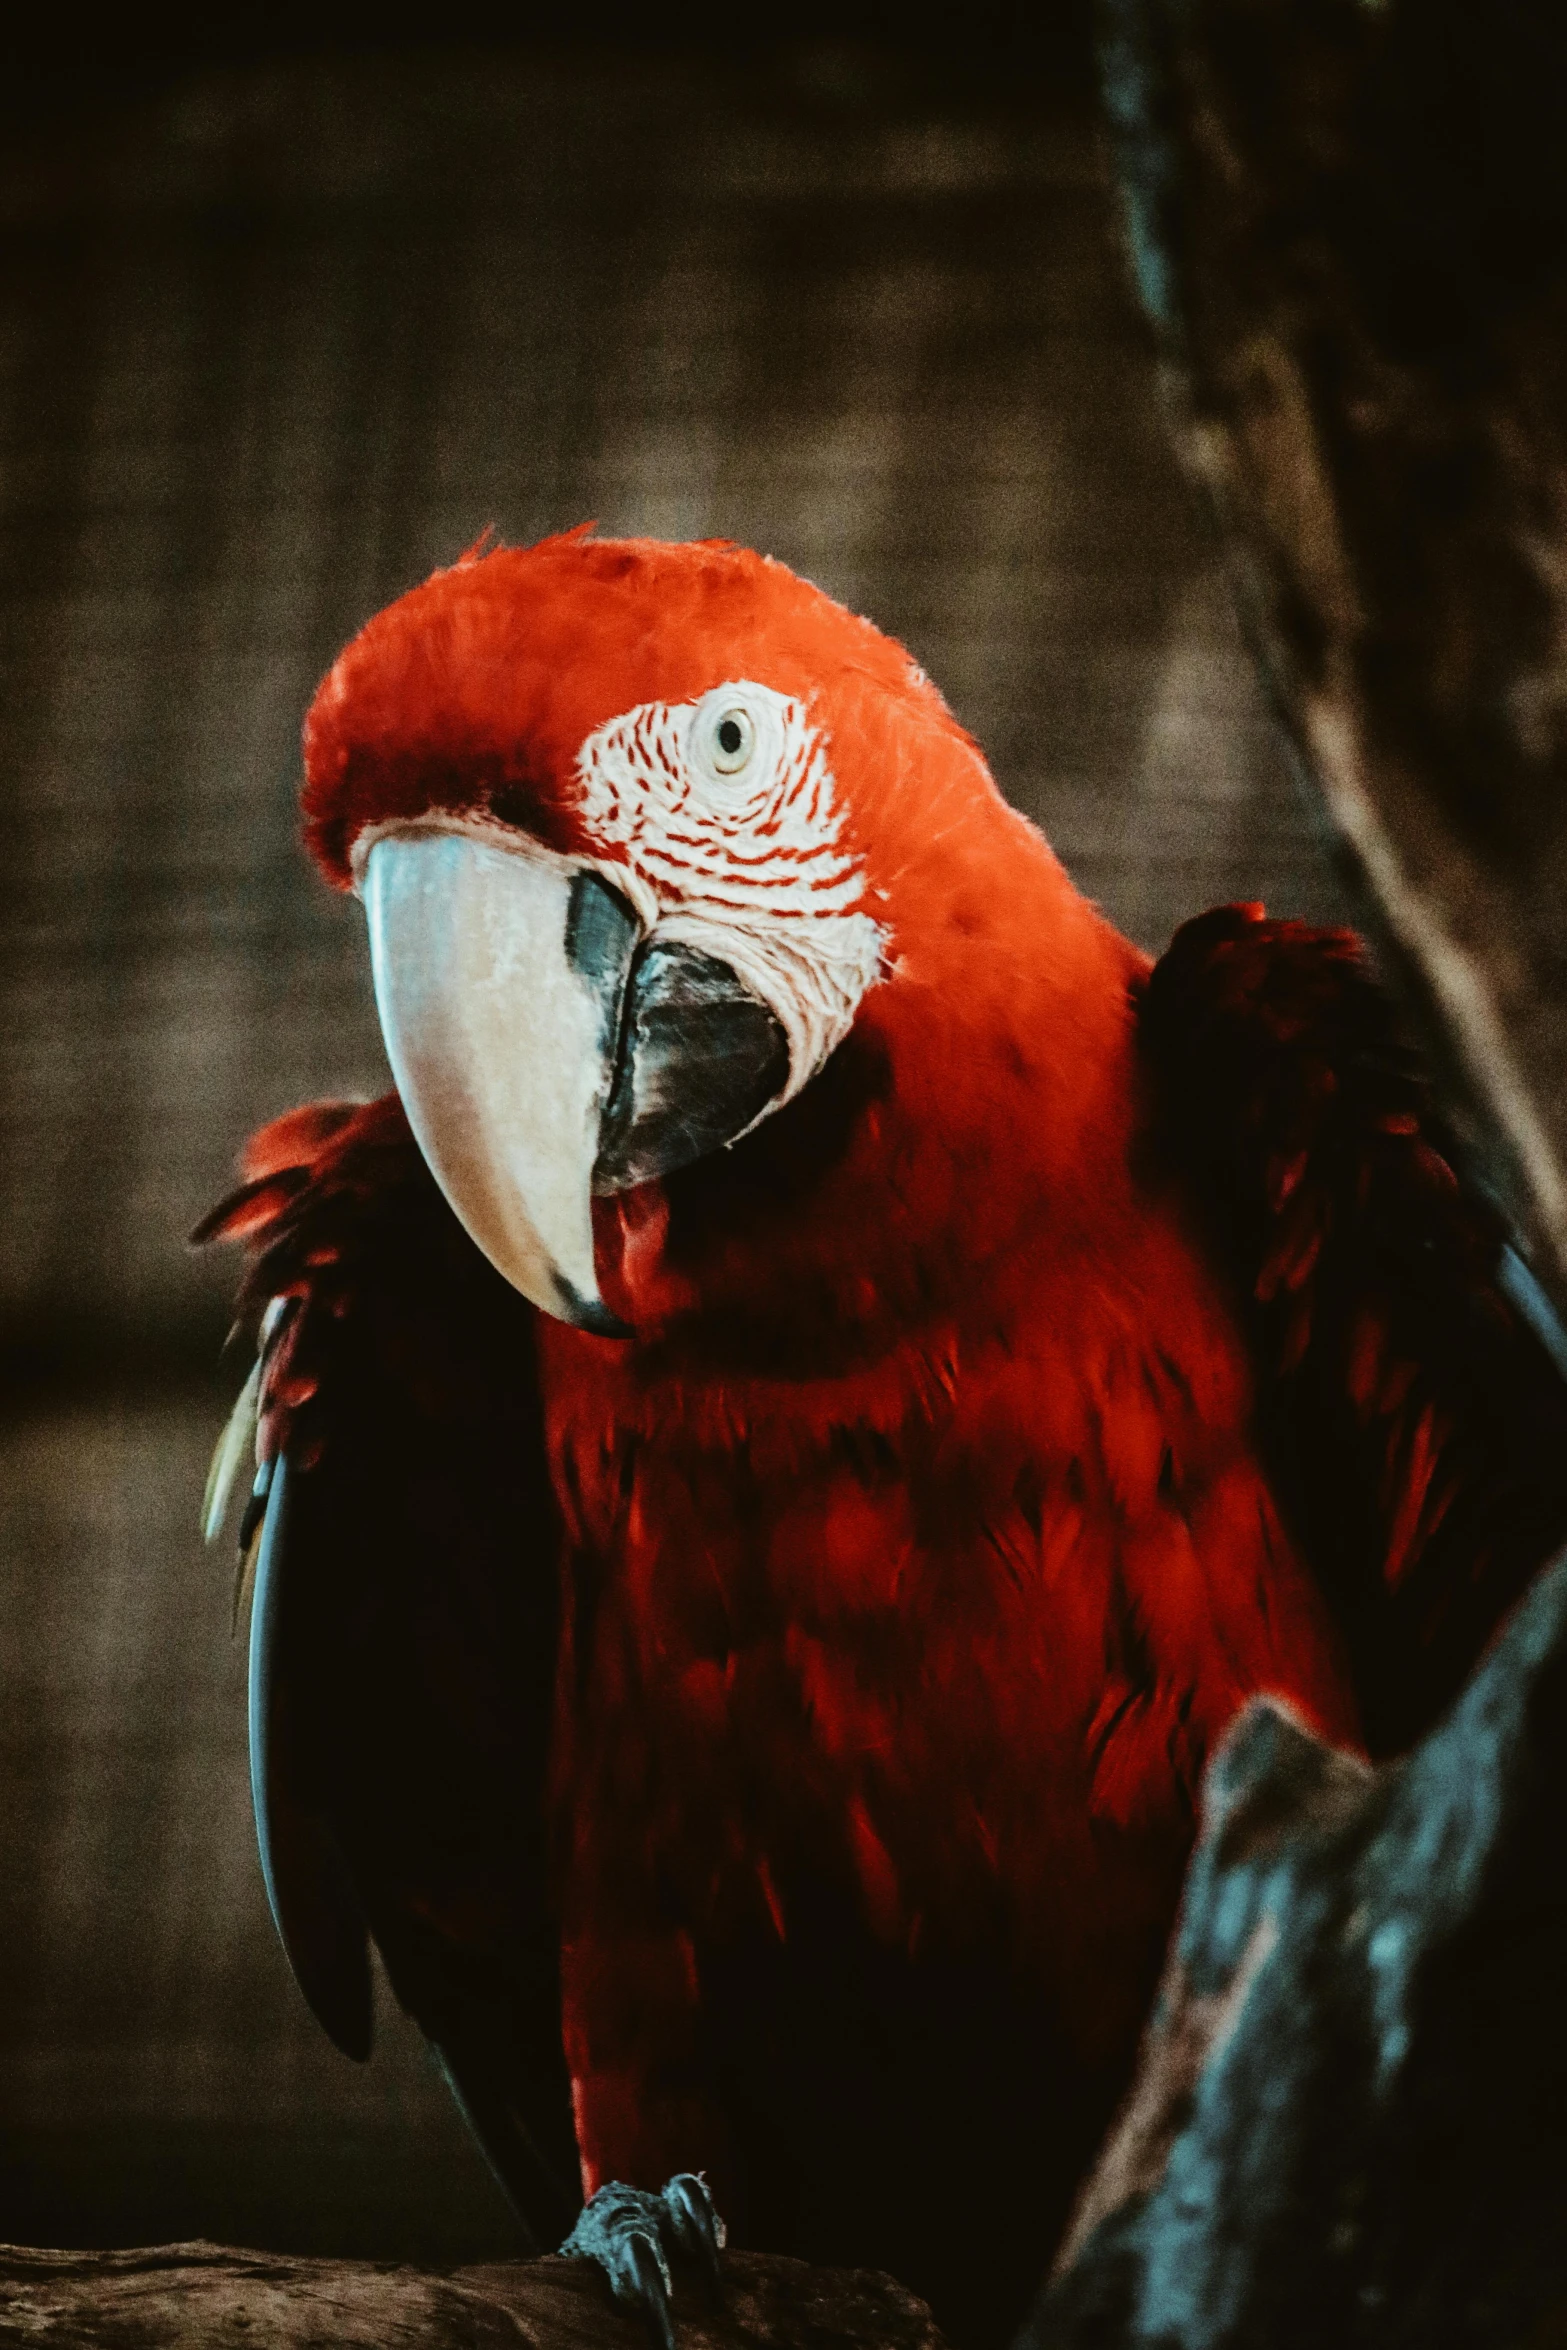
[574,681,886,1107]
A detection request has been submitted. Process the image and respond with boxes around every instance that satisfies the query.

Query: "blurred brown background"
[0,4,1351,2262]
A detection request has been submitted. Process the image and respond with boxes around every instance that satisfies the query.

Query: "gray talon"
[626,2234,675,2350]
[662,2173,725,2281]
[626,2225,672,2301]
[561,2174,726,2350]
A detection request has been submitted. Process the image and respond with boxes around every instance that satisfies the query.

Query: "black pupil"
[717,717,744,757]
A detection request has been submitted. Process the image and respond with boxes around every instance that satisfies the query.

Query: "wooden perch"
[0,2245,947,2350]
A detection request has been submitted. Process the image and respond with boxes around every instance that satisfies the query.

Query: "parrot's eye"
[711,709,754,773]
[685,681,787,799]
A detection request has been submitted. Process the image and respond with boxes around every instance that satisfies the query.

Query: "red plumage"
[203,536,1567,2345]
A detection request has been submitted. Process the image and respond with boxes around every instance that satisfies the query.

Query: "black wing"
[1140,905,1567,1755]
[196,1094,580,2247]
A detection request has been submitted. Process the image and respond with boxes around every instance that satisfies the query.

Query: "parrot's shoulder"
[196,1093,579,2246]
[1137,903,1567,1752]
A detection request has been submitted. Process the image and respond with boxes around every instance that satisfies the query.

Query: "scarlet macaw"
[198,532,1567,2349]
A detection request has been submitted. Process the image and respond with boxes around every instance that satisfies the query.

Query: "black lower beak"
[593,936,790,1195]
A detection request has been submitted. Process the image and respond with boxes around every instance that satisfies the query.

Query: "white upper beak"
[364,830,635,1332]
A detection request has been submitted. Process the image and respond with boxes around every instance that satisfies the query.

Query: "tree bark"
[1030,7,1567,2338]
[1026,1547,1567,2348]
[0,2244,946,2350]
[1097,0,1567,1306]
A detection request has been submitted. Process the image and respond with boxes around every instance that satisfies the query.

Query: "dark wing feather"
[247,1452,374,2059]
[199,1093,580,2247]
[1140,905,1567,1755]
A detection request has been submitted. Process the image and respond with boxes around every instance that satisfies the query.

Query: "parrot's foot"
[560,2175,726,2350]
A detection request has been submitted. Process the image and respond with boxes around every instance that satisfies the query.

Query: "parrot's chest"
[541,1308,1360,2307]
[544,1323,1357,1979]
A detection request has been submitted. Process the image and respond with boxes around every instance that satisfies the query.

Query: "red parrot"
[198,531,1567,2349]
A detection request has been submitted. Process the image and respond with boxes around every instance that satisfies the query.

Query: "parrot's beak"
[362,830,788,1333]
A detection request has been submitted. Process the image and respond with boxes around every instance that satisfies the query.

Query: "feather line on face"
[575,681,886,1104]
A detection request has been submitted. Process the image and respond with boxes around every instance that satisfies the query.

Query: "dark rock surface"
[0,2244,946,2350]
[1027,1548,1567,2348]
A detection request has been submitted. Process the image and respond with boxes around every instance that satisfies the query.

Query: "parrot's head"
[303,532,1131,1344]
